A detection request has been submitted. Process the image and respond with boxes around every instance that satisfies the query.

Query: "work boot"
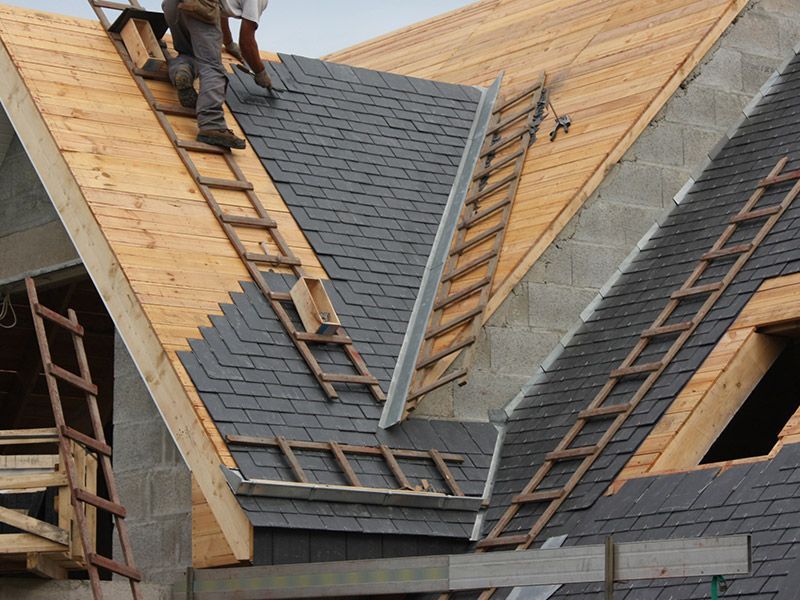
[197,129,246,150]
[174,66,198,109]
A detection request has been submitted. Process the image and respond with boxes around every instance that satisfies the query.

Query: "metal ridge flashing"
[380,73,504,429]
[223,467,483,511]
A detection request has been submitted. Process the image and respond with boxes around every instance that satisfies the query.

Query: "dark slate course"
[478,52,800,598]
[177,56,495,539]
[226,54,482,389]
[180,273,495,537]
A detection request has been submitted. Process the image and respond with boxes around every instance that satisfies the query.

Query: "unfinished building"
[0,0,799,598]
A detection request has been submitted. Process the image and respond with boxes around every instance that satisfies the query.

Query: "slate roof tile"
[177,55,496,539]
[486,52,800,599]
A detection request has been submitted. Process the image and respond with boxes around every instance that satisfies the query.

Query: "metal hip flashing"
[224,467,483,511]
[380,74,504,429]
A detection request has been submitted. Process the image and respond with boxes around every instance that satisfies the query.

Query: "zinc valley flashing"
[380,74,504,429]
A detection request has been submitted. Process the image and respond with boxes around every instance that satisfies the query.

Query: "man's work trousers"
[162,0,228,131]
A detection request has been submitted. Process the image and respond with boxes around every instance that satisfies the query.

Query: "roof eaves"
[379,74,504,428]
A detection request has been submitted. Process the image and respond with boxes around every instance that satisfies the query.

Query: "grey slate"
[480,52,800,599]
[226,54,481,391]
[178,56,494,539]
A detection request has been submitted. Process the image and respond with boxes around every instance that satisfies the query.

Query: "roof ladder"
[25,278,143,600]
[88,1,384,402]
[405,74,548,417]
[452,156,800,600]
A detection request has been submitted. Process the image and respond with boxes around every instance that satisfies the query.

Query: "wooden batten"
[290,276,341,335]
[120,18,165,72]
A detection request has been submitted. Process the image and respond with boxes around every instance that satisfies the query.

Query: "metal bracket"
[548,99,571,141]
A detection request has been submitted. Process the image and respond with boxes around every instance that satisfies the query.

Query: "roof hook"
[548,99,571,141]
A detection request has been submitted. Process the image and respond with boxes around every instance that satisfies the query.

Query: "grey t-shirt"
[220,0,268,23]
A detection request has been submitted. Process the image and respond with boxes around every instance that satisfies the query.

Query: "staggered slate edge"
[483,52,800,599]
[179,56,496,539]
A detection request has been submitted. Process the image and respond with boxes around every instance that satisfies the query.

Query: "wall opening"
[701,340,800,464]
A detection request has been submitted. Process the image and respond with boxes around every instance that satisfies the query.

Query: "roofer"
[162,0,272,150]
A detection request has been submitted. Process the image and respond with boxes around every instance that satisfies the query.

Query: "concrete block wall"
[0,108,78,281]
[419,0,800,421]
[113,334,192,585]
[0,135,57,237]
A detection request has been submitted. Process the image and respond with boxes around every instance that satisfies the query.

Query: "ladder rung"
[451,224,504,256]
[34,304,84,336]
[760,169,800,187]
[176,139,228,155]
[221,213,277,228]
[434,277,491,311]
[640,321,693,338]
[269,292,292,302]
[481,129,526,159]
[89,553,142,582]
[407,368,468,403]
[416,337,476,370]
[701,243,752,261]
[578,403,631,420]
[512,488,564,504]
[671,282,723,300]
[198,176,254,191]
[294,331,350,344]
[60,426,112,457]
[486,106,531,136]
[460,197,512,229]
[47,364,98,396]
[546,445,598,462]
[426,307,483,339]
[75,489,126,517]
[244,252,302,267]
[473,148,524,180]
[730,205,781,223]
[320,373,379,385]
[475,534,530,549]
[133,68,170,82]
[465,173,516,205]
[610,361,662,378]
[154,102,196,117]
[442,252,495,282]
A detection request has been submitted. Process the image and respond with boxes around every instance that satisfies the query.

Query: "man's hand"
[225,42,244,62]
[254,68,272,89]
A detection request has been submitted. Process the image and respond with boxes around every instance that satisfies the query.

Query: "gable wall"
[416,0,800,420]
[0,109,78,282]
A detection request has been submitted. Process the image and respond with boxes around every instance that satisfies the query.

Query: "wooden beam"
[0,37,252,562]
[0,533,67,554]
[0,472,67,492]
[652,330,785,472]
[0,504,69,546]
[26,552,68,580]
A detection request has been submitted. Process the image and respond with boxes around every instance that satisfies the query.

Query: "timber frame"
[0,429,97,578]
[0,32,252,564]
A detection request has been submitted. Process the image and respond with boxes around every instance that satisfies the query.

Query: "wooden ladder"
[25,278,142,600]
[405,75,547,416]
[226,433,466,495]
[87,0,384,402]
[455,156,800,599]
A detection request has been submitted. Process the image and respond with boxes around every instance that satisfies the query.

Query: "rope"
[0,294,17,329]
